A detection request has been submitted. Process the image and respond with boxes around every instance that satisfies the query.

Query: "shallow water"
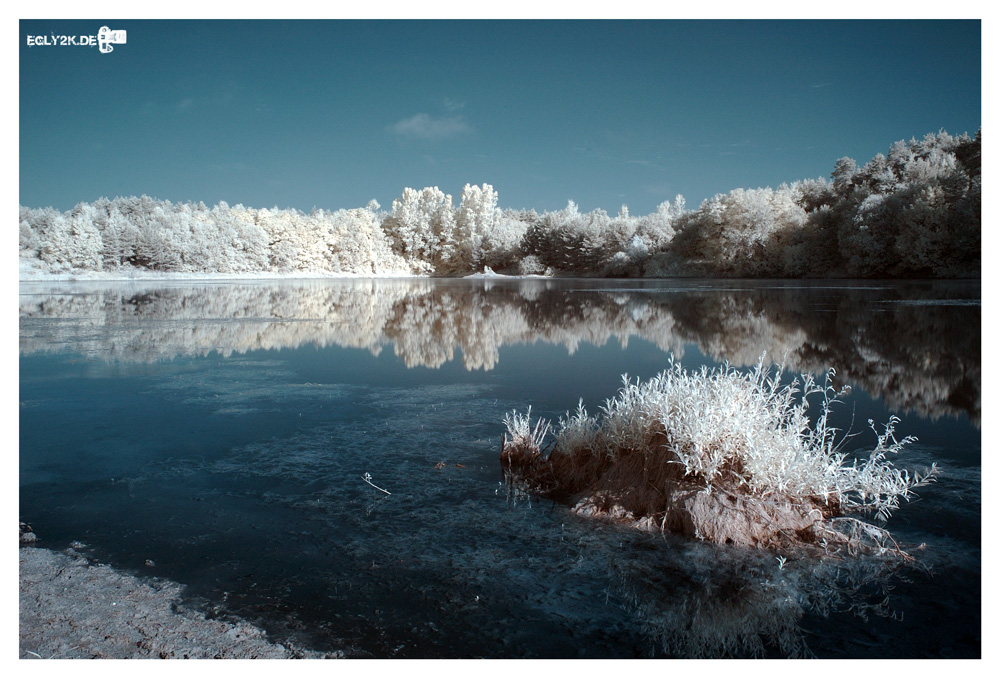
[19,277,981,658]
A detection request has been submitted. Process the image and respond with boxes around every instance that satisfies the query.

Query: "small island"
[501,358,936,554]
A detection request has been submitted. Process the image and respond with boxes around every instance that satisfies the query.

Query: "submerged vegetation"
[20,129,980,279]
[501,357,936,553]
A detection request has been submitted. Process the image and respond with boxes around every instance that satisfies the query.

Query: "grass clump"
[501,356,936,553]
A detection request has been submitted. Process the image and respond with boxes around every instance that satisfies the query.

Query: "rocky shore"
[18,528,338,659]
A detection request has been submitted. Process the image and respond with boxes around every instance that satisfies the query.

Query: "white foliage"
[33,204,104,272]
[679,187,807,276]
[478,212,527,270]
[20,195,409,277]
[456,183,500,268]
[18,128,978,280]
[502,406,551,453]
[382,186,460,273]
[505,357,935,518]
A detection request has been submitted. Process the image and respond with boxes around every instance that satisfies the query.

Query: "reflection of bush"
[610,539,907,657]
[618,548,810,658]
[19,279,978,422]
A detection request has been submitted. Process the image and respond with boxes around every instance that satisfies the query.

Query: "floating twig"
[363,472,391,495]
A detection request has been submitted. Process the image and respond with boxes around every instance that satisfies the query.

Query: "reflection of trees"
[805,295,980,425]
[18,280,415,361]
[660,282,980,423]
[19,278,979,422]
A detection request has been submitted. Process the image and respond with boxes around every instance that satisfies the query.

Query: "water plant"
[501,356,936,553]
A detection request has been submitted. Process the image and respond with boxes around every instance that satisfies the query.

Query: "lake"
[18,277,981,658]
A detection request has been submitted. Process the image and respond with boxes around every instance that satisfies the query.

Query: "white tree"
[32,203,104,272]
[677,187,806,276]
[329,208,409,274]
[478,212,527,271]
[19,206,38,257]
[456,183,499,269]
[382,186,456,273]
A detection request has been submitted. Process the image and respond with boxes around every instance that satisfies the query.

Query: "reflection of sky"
[18,279,981,658]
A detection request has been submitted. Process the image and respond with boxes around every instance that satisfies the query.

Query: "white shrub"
[506,357,936,521]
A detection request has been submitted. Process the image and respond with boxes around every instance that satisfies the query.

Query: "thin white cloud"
[624,158,667,170]
[642,183,678,196]
[390,113,473,140]
[208,161,249,173]
[698,139,753,151]
[442,97,466,113]
[576,146,666,171]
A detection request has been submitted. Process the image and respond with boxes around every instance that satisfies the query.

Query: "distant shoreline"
[16,267,984,284]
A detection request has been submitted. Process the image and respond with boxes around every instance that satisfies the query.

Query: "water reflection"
[609,538,907,658]
[20,278,980,423]
[19,278,980,657]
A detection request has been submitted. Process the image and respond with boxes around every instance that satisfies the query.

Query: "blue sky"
[19,19,981,215]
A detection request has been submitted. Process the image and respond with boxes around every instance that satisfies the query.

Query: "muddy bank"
[19,542,340,659]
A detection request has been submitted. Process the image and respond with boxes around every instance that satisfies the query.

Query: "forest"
[19,129,980,279]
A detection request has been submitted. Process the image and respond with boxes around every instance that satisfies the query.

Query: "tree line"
[19,129,980,278]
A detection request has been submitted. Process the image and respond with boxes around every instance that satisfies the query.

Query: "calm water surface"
[19,278,981,658]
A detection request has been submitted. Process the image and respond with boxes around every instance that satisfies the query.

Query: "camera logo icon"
[98,26,126,54]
